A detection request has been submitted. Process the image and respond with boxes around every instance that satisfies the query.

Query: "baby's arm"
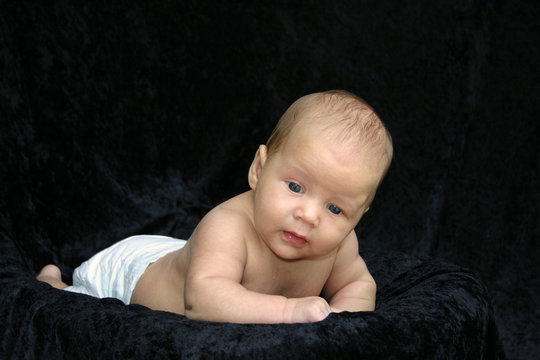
[184,208,331,323]
[323,231,376,312]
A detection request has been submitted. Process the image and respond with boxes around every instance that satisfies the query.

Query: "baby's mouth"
[282,231,308,248]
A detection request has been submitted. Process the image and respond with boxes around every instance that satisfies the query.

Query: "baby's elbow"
[183,284,205,320]
[183,295,208,321]
[349,278,377,311]
[362,279,377,311]
[183,303,199,320]
[367,278,377,296]
[183,277,220,321]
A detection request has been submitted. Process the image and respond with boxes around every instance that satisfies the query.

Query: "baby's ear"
[248,145,268,189]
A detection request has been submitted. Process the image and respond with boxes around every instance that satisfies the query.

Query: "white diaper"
[65,235,187,304]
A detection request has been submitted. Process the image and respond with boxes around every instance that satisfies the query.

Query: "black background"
[1,1,538,358]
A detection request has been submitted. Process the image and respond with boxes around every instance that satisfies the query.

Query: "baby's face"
[251,125,383,261]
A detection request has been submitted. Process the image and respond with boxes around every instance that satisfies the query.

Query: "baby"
[38,90,393,324]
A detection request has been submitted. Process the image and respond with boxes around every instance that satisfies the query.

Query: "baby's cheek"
[267,192,291,214]
[323,225,349,249]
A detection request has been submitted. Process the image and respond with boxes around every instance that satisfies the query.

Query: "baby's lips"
[283,231,308,248]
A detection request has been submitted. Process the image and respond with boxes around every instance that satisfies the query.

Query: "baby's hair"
[266,90,393,179]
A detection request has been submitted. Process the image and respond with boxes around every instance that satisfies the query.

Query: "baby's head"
[248,90,393,259]
[266,90,393,186]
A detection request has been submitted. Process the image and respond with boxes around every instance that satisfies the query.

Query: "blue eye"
[327,204,342,215]
[288,182,303,193]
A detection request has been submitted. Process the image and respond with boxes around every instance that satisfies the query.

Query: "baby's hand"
[284,296,332,323]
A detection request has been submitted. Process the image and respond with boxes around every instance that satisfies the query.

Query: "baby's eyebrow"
[338,194,369,212]
[282,163,310,180]
[331,196,356,211]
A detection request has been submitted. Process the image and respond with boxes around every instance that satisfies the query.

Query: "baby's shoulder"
[197,192,255,234]
[189,193,256,254]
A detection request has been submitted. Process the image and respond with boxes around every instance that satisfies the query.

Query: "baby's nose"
[294,201,320,227]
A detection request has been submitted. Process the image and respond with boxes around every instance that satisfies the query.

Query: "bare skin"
[37,264,68,290]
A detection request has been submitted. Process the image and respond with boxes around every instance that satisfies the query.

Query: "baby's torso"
[132,248,335,312]
[131,242,336,315]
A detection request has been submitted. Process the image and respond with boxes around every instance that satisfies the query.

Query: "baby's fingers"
[286,296,332,323]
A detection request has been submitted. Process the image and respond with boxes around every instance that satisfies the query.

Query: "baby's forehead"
[283,118,389,178]
[284,125,382,173]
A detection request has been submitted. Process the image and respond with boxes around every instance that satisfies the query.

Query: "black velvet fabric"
[1,1,537,359]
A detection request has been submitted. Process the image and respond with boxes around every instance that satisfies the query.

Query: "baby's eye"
[287,182,303,193]
[327,204,342,215]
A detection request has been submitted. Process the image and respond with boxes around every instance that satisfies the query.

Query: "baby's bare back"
[131,247,189,314]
